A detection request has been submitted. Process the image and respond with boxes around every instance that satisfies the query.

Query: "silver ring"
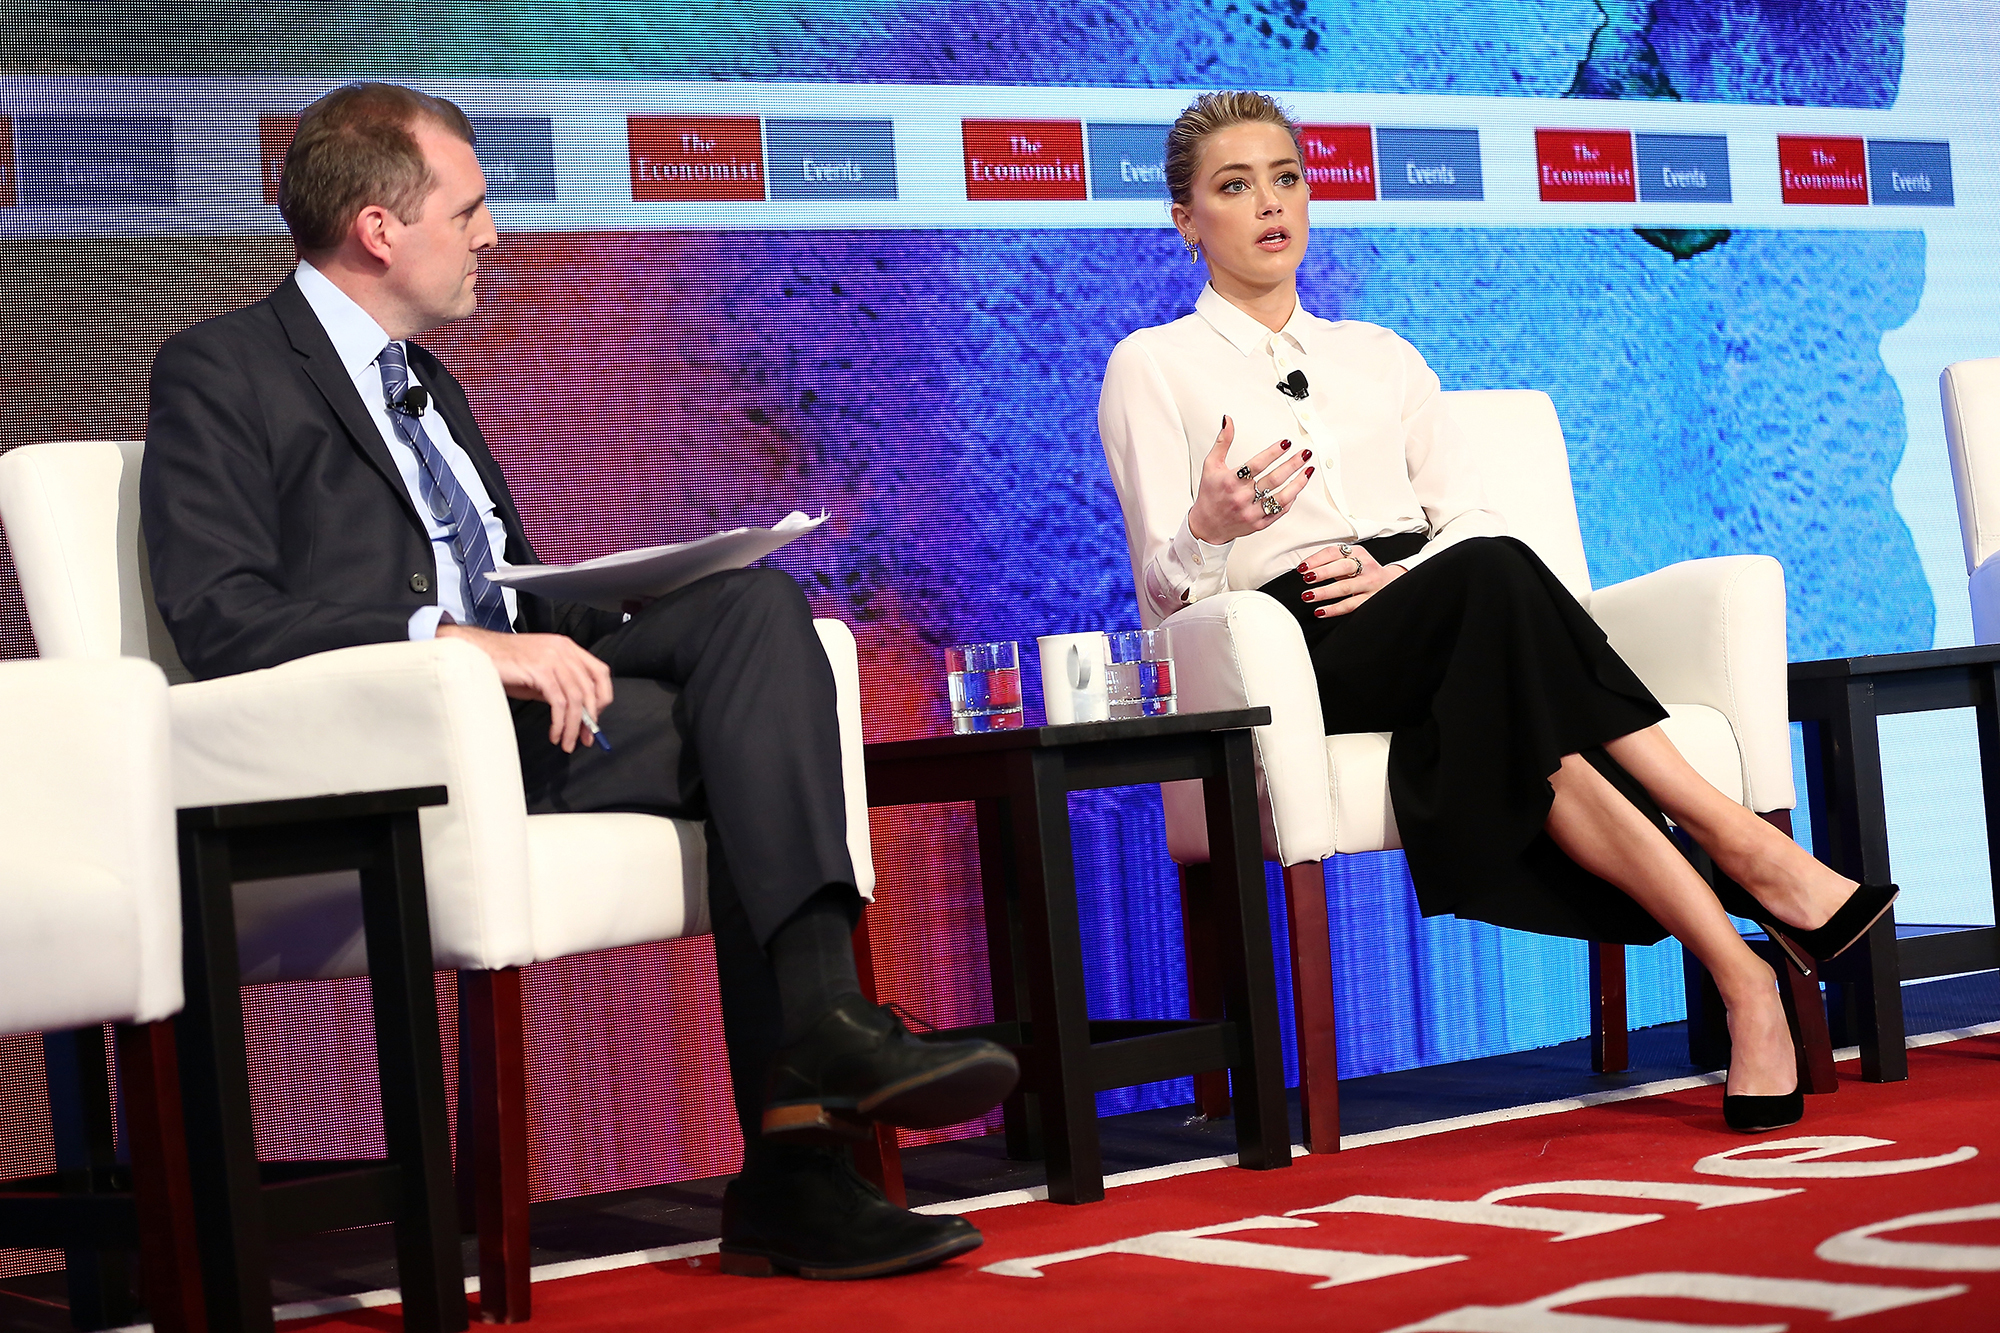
[1261,492,1283,516]
[1349,555,1364,576]
[1235,464,1254,480]
[1338,543,1353,556]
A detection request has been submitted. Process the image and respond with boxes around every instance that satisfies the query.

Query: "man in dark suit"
[143,82,1015,1279]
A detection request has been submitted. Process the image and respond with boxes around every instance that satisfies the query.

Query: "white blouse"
[1098,285,1505,628]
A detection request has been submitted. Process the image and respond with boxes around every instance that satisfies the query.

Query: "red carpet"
[298,1032,2000,1333]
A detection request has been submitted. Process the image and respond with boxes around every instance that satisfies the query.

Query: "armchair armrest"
[1969,552,2000,645]
[1159,591,1334,865]
[168,637,535,971]
[811,618,876,900]
[1586,554,1792,813]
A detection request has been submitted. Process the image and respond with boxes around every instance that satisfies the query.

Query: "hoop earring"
[1183,236,1200,263]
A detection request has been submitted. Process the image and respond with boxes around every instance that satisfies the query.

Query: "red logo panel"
[1535,129,1636,202]
[259,114,297,205]
[1778,135,1869,204]
[962,120,1086,201]
[628,117,766,202]
[1299,124,1375,201]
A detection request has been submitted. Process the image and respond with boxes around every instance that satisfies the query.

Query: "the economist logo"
[260,115,296,204]
[1778,135,1869,205]
[1298,124,1375,201]
[962,119,1087,201]
[0,117,16,207]
[628,116,766,202]
[1535,128,1636,203]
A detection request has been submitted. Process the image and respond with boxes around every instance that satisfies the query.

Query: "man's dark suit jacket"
[144,274,621,680]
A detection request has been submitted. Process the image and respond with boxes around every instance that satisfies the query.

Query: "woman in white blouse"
[1098,91,1895,1134]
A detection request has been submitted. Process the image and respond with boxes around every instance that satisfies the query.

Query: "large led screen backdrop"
[3,0,1998,1276]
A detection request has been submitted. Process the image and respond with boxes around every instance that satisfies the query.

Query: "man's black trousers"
[511,566,858,1143]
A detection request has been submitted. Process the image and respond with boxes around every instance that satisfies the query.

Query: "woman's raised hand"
[1187,416,1315,546]
[1298,541,1405,618]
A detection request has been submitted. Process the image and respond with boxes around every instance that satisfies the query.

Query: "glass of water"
[945,640,1024,734]
[1106,629,1176,719]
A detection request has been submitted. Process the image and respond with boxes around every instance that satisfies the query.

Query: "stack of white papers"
[485,511,829,612]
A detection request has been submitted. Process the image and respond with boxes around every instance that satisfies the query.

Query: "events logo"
[962,120,1087,201]
[14,116,173,207]
[628,117,765,202]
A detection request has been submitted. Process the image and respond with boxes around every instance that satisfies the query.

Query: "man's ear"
[351,203,396,267]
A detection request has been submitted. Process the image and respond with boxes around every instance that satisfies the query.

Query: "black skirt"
[1257,534,1673,945]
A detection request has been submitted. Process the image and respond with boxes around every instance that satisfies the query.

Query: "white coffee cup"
[1037,632,1111,725]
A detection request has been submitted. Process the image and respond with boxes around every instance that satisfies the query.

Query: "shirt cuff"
[408,605,450,640]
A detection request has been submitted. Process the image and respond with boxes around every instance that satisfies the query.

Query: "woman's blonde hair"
[1164,90,1305,207]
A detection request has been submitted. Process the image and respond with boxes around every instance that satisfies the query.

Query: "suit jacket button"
[410,573,432,593]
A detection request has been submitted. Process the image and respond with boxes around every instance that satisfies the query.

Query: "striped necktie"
[378,342,513,633]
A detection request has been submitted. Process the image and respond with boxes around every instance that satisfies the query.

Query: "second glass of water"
[945,640,1024,733]
[1106,629,1176,719]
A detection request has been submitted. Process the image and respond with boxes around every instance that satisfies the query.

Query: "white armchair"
[1942,356,2000,642]
[0,657,201,1333]
[1157,390,1794,1152]
[0,439,876,1321]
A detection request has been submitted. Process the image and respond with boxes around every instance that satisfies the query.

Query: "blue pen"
[581,709,612,752]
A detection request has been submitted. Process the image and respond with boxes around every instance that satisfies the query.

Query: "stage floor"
[5,969,1997,1329]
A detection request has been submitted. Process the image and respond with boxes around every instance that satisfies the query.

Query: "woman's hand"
[1187,416,1315,546]
[1298,542,1405,618]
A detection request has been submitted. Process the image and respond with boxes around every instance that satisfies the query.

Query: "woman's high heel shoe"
[1767,881,1901,965]
[1723,1085,1804,1133]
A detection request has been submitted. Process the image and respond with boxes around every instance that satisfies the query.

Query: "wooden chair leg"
[847,911,907,1206]
[1177,863,1232,1120]
[117,1021,204,1333]
[1280,862,1340,1152]
[1755,809,1840,1091]
[463,967,532,1322]
[1588,943,1629,1074]
[1776,949,1839,1094]
[43,1026,142,1330]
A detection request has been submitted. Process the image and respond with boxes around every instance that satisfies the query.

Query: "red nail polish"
[1306,466,1316,478]
[1302,590,1313,601]
[1302,449,1312,461]
[1297,562,1309,572]
[1303,572,1316,583]
[1281,439,1292,450]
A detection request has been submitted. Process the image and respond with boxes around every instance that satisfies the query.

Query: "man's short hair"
[278,82,476,255]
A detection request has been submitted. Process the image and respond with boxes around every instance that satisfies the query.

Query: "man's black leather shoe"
[761,994,1020,1143]
[719,1148,983,1279]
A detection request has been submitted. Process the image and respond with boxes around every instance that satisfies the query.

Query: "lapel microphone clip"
[1276,370,1310,401]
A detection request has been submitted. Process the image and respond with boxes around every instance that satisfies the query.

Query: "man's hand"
[438,624,613,752]
[1298,543,1406,618]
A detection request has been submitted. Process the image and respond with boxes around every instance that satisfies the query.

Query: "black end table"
[1791,645,2000,1081]
[862,707,1289,1204]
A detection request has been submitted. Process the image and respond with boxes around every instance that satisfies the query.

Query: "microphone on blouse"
[1276,370,1309,400]
[394,385,431,417]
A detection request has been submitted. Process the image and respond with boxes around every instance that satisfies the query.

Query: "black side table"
[175,786,462,1333]
[863,708,1289,1204]
[1791,645,2000,1081]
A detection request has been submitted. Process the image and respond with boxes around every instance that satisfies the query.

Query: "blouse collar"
[1195,283,1318,359]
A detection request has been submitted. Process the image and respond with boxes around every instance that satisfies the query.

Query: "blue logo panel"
[1376,127,1482,201]
[1634,133,1733,203]
[16,116,174,207]
[470,117,557,200]
[1868,139,1953,206]
[1086,123,1171,200]
[766,119,897,200]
